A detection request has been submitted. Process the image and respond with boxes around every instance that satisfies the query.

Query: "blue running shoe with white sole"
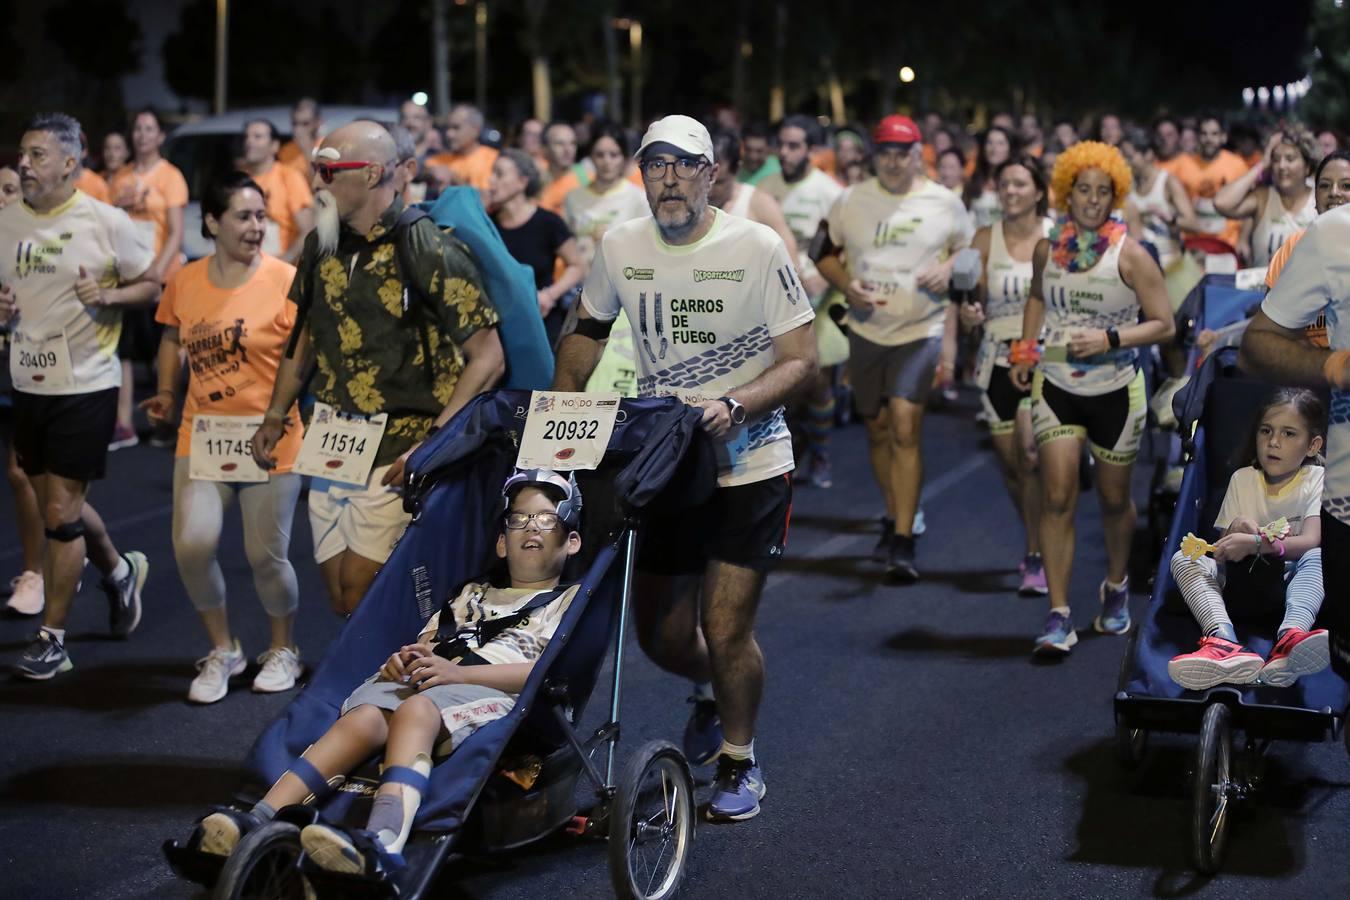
[1033,612,1078,657]
[1093,579,1131,635]
[683,697,722,767]
[14,629,72,679]
[707,755,766,822]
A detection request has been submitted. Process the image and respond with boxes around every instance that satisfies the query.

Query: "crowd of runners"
[2,95,1349,846]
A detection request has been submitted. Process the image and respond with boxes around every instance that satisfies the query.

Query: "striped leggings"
[1170,547,1323,642]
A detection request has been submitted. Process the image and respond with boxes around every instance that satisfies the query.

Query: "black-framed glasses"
[641,157,707,181]
[504,511,562,531]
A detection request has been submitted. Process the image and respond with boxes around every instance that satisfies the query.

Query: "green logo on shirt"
[623,267,655,281]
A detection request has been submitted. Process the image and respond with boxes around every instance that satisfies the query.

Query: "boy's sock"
[692,681,715,702]
[371,753,432,854]
[250,801,277,822]
[719,739,754,762]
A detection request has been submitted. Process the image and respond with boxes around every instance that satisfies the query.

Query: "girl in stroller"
[192,468,583,876]
[1168,388,1330,690]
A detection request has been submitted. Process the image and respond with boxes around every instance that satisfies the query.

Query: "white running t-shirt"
[0,190,154,395]
[563,180,649,264]
[1261,204,1350,525]
[826,177,974,347]
[581,210,814,486]
[759,168,842,284]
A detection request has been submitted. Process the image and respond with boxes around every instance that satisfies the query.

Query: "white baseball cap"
[635,115,715,164]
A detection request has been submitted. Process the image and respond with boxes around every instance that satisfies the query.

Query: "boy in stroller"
[192,468,584,876]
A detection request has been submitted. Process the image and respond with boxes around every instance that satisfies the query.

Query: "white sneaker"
[7,571,44,616]
[252,646,302,693]
[188,641,246,704]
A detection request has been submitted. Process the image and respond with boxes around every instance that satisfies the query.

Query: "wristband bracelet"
[1323,350,1350,388]
[1009,340,1042,366]
[1273,536,1286,557]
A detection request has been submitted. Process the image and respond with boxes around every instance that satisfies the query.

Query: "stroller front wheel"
[213,820,312,900]
[608,739,695,900]
[1191,702,1234,874]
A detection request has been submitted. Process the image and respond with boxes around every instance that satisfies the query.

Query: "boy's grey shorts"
[343,677,516,757]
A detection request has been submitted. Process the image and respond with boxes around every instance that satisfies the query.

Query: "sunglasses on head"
[313,160,375,184]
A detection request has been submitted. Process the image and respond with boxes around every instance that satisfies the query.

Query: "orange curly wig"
[1051,141,1132,211]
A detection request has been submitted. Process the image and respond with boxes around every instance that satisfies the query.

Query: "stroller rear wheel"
[1191,703,1234,874]
[608,739,695,900]
[213,821,312,900]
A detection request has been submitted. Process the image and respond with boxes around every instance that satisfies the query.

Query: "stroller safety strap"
[380,765,431,794]
[433,585,574,662]
[290,756,335,800]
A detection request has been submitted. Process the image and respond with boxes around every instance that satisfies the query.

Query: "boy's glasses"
[504,512,561,531]
[313,161,375,184]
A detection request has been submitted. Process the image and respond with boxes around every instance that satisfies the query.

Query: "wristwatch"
[720,396,747,425]
[1106,327,1121,349]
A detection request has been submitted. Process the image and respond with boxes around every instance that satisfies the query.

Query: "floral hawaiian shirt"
[289,198,499,466]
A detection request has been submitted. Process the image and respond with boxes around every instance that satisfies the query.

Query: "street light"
[899,66,916,84]
[412,91,429,106]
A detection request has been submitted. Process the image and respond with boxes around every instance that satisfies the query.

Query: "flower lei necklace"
[1049,218,1126,273]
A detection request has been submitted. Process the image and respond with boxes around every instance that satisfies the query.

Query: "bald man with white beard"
[252,121,505,617]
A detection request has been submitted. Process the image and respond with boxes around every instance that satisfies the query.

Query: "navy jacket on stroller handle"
[243,390,713,835]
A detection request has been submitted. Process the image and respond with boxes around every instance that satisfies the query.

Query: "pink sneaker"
[1259,628,1330,687]
[1018,554,1048,596]
[1167,637,1263,690]
[108,423,139,451]
[6,571,44,616]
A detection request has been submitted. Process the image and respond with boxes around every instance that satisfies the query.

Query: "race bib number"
[293,402,387,486]
[857,259,915,304]
[189,414,267,482]
[974,338,999,391]
[10,329,75,391]
[668,388,750,458]
[517,391,620,471]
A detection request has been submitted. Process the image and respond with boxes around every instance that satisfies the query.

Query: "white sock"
[40,625,66,643]
[1105,576,1127,592]
[109,556,130,583]
[376,753,431,854]
[692,681,714,701]
[720,739,754,762]
[1050,605,1071,617]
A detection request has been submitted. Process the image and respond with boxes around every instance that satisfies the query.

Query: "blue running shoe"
[683,697,722,767]
[1093,579,1131,635]
[1033,612,1078,657]
[707,755,766,822]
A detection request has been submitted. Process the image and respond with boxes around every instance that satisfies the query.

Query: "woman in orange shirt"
[109,109,190,447]
[142,172,306,706]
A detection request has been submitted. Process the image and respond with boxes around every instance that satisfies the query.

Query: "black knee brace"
[45,520,86,542]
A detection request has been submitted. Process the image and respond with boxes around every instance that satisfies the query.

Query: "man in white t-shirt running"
[1242,204,1350,680]
[817,115,974,582]
[759,116,845,487]
[0,113,159,679]
[553,115,817,822]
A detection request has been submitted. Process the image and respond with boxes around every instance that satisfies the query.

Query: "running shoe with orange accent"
[1167,637,1263,691]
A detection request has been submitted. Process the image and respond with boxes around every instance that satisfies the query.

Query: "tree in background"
[1303,0,1350,127]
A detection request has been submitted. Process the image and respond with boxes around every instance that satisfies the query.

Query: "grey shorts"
[343,676,516,757]
[846,332,942,418]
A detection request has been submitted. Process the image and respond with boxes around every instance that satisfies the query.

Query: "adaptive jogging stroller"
[164,390,717,900]
[1114,346,1350,874]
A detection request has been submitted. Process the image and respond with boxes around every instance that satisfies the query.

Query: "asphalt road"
[1,393,1346,899]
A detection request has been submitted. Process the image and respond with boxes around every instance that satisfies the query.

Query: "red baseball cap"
[873,115,921,145]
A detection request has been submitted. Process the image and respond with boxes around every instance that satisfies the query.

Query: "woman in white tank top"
[1119,128,1200,272]
[1008,142,1175,658]
[1214,128,1317,267]
[961,155,1052,595]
